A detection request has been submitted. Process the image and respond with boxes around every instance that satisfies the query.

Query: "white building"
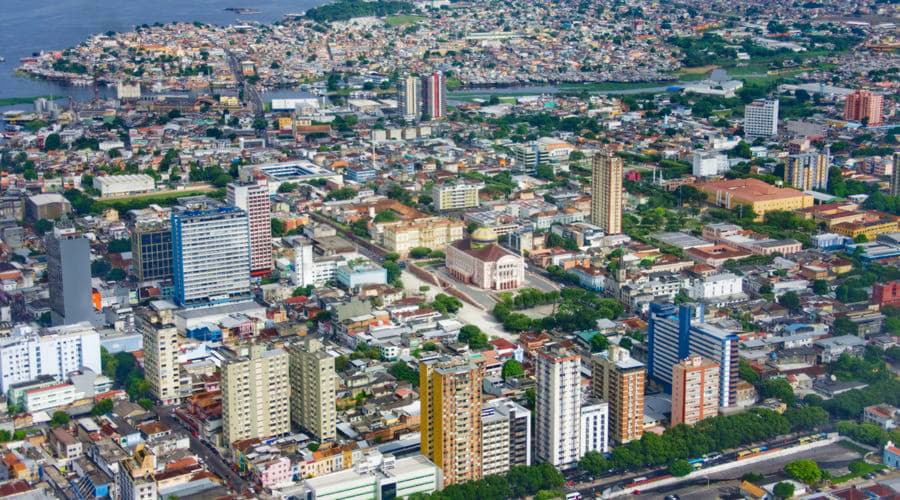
[24,383,79,413]
[744,99,779,140]
[692,151,729,177]
[482,408,511,476]
[0,322,101,392]
[535,345,581,469]
[300,454,441,499]
[171,199,251,308]
[289,240,342,287]
[689,273,743,301]
[580,399,609,454]
[93,174,155,197]
[227,181,273,274]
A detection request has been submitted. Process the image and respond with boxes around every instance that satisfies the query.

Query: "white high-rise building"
[288,237,341,287]
[0,322,101,392]
[743,99,779,140]
[535,345,581,469]
[398,75,421,121]
[171,198,251,307]
[580,399,609,454]
[227,180,273,275]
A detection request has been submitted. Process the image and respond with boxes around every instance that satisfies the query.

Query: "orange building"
[592,345,645,444]
[671,355,720,426]
[844,90,884,126]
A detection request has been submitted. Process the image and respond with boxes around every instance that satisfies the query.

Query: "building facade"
[482,397,531,467]
[221,344,290,445]
[398,75,421,121]
[535,346,582,468]
[743,99,779,139]
[446,228,524,291]
[171,199,251,307]
[381,218,465,256]
[131,221,173,282]
[784,150,830,192]
[892,153,900,197]
[697,178,813,221]
[422,72,446,120]
[46,227,94,326]
[592,345,645,444]
[433,182,484,211]
[671,355,720,426]
[590,150,623,234]
[648,303,739,408]
[481,408,511,476]
[419,357,483,486]
[580,399,609,454]
[0,323,101,392]
[227,181,273,275]
[844,90,884,126]
[138,303,181,405]
[288,337,337,441]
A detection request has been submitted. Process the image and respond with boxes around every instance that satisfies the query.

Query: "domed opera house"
[445,227,525,290]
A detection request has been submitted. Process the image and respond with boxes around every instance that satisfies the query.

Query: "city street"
[156,406,251,493]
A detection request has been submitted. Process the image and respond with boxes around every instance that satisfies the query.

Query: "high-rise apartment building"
[784,150,830,191]
[743,99,779,139]
[0,322,101,392]
[432,182,484,211]
[422,72,446,121]
[131,220,172,282]
[892,153,900,197]
[580,399,609,454]
[221,344,290,445]
[288,337,337,441]
[227,180,272,275]
[481,407,510,476]
[671,355,720,426]
[171,197,251,308]
[419,357,483,486]
[46,227,94,326]
[590,150,623,235]
[844,90,884,126]
[398,75,421,121]
[647,303,739,408]
[138,302,181,405]
[592,345,645,444]
[535,345,582,468]
[482,397,531,467]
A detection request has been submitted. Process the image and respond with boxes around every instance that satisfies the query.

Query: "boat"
[225,7,261,14]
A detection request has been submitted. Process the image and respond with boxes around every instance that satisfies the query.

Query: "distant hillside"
[305,0,415,23]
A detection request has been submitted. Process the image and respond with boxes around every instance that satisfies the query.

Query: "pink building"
[254,456,292,490]
[446,228,524,290]
[844,90,884,126]
[227,179,273,275]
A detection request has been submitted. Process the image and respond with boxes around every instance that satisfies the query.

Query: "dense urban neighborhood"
[0,0,900,498]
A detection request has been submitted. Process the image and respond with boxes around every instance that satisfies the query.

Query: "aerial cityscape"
[0,0,899,499]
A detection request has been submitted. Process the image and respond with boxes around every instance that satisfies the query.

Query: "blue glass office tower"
[648,302,739,408]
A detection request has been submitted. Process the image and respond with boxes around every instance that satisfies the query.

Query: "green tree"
[760,378,796,405]
[409,247,432,259]
[590,334,610,353]
[778,291,801,312]
[812,280,829,295]
[44,133,62,151]
[271,218,286,237]
[502,359,524,380]
[431,294,462,314]
[668,459,693,477]
[388,362,419,386]
[33,219,53,235]
[785,459,822,485]
[91,399,114,416]
[773,481,795,499]
[50,411,71,427]
[105,268,127,281]
[578,450,609,476]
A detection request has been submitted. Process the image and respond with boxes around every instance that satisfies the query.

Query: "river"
[0,0,329,102]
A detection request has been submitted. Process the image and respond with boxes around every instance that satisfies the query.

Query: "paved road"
[156,406,251,494]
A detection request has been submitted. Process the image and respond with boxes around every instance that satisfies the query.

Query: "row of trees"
[577,408,795,473]
[493,287,624,334]
[410,463,564,500]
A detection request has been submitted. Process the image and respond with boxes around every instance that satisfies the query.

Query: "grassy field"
[385,15,425,26]
[558,81,672,91]
[832,460,885,484]
[92,188,221,213]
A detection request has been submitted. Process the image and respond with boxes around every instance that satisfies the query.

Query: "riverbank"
[0,96,62,106]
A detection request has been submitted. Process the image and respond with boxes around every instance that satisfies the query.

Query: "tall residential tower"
[590,150,623,234]
[398,75,421,121]
[534,345,582,468]
[221,344,290,445]
[227,180,272,275]
[592,345,645,444]
[288,337,337,441]
[46,227,94,326]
